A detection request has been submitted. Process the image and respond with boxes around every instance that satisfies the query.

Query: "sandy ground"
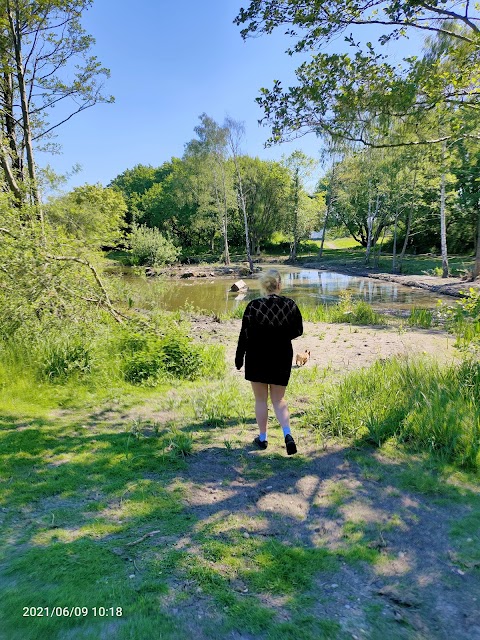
[189,317,457,375]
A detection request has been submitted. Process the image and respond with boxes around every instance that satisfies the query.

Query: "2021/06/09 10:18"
[22,606,123,617]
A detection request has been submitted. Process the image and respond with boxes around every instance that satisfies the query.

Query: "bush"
[128,224,180,267]
[120,328,224,385]
[122,350,164,385]
[160,333,202,380]
[39,336,92,381]
[445,288,480,350]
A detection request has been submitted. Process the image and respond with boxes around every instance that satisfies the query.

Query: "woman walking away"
[235,269,303,455]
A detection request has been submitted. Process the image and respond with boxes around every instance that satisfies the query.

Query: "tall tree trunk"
[213,172,229,265]
[398,166,418,272]
[440,140,449,278]
[289,169,299,262]
[392,203,399,273]
[234,164,253,272]
[8,0,43,234]
[3,71,22,183]
[318,161,336,259]
[221,169,230,265]
[398,209,413,272]
[365,192,380,264]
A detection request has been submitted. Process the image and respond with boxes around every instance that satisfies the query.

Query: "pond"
[126,265,450,315]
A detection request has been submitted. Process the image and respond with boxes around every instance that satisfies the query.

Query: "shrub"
[160,333,202,380]
[122,350,164,385]
[445,288,480,350]
[120,328,223,385]
[39,337,92,381]
[128,224,180,267]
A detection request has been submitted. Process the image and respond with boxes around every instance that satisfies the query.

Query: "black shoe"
[285,434,297,455]
[254,436,268,449]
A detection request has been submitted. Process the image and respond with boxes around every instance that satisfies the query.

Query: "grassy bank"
[298,242,474,277]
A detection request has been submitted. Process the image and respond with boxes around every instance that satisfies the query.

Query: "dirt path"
[171,435,480,640]
[153,318,476,639]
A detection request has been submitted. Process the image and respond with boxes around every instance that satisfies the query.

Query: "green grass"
[302,357,480,470]
[222,295,385,326]
[323,237,362,249]
[1,303,479,639]
[407,307,435,328]
[298,243,474,277]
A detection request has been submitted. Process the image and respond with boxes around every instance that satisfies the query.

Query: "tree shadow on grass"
[1,411,480,640]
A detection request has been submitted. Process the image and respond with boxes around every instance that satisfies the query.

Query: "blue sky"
[36,0,423,190]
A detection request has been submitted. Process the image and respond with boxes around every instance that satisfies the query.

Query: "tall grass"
[222,294,384,326]
[0,311,226,413]
[407,307,434,329]
[300,299,384,325]
[302,357,480,470]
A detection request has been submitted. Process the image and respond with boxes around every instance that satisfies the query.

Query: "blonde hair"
[259,269,281,294]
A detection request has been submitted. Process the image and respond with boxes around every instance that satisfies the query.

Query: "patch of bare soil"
[119,318,474,638]
[189,316,457,375]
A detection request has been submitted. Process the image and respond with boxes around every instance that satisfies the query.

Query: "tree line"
[108,114,324,267]
[1,0,478,345]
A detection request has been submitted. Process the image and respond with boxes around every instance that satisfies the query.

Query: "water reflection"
[131,265,448,315]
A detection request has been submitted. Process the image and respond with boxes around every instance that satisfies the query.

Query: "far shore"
[300,260,480,298]
[144,256,479,299]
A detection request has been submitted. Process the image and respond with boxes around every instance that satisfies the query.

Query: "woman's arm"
[289,302,303,340]
[235,304,251,369]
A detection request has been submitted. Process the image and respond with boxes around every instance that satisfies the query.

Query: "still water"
[143,265,448,315]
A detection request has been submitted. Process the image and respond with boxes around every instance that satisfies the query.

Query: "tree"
[235,2,479,147]
[452,139,480,278]
[224,116,254,272]
[184,114,235,264]
[46,184,127,250]
[109,164,165,225]
[235,156,291,254]
[0,1,120,331]
[282,151,320,260]
[0,0,113,210]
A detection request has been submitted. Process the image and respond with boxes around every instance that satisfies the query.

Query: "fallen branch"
[125,530,162,547]
[45,253,124,323]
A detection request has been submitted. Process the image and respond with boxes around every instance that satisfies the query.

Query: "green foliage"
[120,328,224,385]
[301,292,384,325]
[445,288,480,349]
[128,224,180,266]
[39,336,92,381]
[408,307,434,328]
[235,2,479,146]
[160,332,203,379]
[167,427,194,457]
[46,184,127,249]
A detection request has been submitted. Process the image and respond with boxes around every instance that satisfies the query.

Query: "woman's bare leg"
[251,382,269,437]
[269,384,289,428]
[270,383,297,454]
